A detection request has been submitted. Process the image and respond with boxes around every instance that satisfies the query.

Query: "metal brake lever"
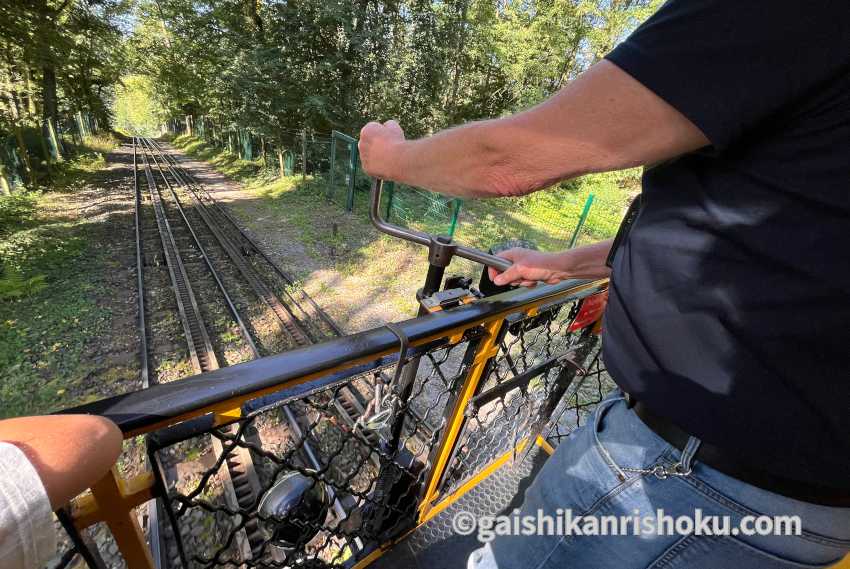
[369,179,513,272]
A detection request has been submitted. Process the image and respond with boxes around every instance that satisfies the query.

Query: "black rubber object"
[477,239,539,297]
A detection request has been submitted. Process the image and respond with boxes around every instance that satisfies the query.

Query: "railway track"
[131,137,374,567]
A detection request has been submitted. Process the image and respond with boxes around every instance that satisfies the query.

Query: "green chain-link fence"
[176,116,334,181]
[0,111,98,193]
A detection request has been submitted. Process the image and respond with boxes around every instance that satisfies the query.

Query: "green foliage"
[0,217,105,417]
[131,0,662,139]
[0,0,129,132]
[113,75,169,136]
[79,134,121,156]
[0,272,47,300]
[170,134,263,181]
[0,192,38,236]
[0,148,119,417]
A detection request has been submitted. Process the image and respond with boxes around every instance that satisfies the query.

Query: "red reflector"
[568,290,608,332]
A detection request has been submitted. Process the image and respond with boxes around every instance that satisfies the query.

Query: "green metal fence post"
[328,137,336,200]
[46,117,64,161]
[448,198,463,238]
[301,128,307,180]
[75,111,84,138]
[384,181,395,221]
[241,130,249,160]
[346,141,358,212]
[568,193,595,249]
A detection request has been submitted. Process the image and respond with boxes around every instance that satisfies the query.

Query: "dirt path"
[165,143,438,333]
[62,144,142,403]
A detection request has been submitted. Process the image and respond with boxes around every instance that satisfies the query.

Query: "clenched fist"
[359,120,406,179]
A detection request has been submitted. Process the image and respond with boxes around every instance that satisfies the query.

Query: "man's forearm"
[385,118,580,198]
[360,61,709,199]
[552,239,613,280]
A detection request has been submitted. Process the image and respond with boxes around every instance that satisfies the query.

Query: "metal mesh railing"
[437,297,612,498]
[147,335,479,568]
[59,279,610,569]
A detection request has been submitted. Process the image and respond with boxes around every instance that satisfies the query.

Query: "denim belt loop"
[678,435,702,475]
[592,395,628,481]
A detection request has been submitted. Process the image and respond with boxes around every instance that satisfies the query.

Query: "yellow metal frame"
[65,280,619,569]
[352,435,555,569]
[90,468,156,568]
[418,317,503,520]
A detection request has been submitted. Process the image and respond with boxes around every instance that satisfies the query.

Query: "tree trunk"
[301,129,307,180]
[24,67,38,118]
[41,66,58,125]
[447,0,468,119]
[276,145,285,178]
[0,164,11,196]
[243,0,263,35]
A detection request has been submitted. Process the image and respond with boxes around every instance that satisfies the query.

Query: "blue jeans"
[468,391,850,568]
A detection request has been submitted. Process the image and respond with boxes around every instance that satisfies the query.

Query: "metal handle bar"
[369,179,513,272]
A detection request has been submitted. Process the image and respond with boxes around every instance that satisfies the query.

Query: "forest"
[2,0,661,153]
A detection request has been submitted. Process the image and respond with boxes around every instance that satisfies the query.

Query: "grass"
[168,134,638,328]
[174,134,265,182]
[0,135,120,417]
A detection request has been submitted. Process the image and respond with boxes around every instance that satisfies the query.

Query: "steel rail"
[141,138,269,559]
[148,139,402,469]
[144,134,354,488]
[133,137,165,569]
[146,137,367,541]
[145,139,313,347]
[147,138,341,338]
[141,137,260,357]
[142,138,363,557]
[133,138,151,387]
[140,143,218,374]
[159,154,327,338]
[141,139,272,562]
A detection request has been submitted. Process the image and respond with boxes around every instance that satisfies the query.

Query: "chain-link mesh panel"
[327,137,357,211]
[437,296,612,498]
[151,336,475,568]
[381,183,462,238]
[544,345,614,447]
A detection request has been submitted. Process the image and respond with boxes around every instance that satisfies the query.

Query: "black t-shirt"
[603,0,850,489]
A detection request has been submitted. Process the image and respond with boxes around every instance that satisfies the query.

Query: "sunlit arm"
[0,415,122,509]
[359,60,709,198]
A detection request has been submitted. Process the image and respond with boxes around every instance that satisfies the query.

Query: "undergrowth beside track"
[0,134,122,417]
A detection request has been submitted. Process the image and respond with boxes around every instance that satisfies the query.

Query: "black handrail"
[58,278,606,435]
